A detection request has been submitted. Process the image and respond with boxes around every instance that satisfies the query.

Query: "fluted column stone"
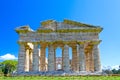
[54,49,56,70]
[32,43,39,72]
[63,45,70,71]
[48,45,55,71]
[17,42,26,73]
[93,44,101,72]
[29,49,33,71]
[89,50,94,72]
[77,44,80,72]
[72,45,78,71]
[79,44,86,71]
[25,49,29,71]
[40,46,46,71]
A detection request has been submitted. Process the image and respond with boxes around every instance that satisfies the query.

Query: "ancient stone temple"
[15,19,103,75]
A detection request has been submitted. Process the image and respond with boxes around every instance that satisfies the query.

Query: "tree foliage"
[103,66,120,74]
[0,60,18,75]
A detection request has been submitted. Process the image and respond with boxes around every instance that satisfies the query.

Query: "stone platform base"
[13,71,104,76]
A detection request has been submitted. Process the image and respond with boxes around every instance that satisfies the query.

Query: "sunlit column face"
[93,44,101,72]
[25,49,29,71]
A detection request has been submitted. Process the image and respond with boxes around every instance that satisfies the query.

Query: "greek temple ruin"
[15,19,103,75]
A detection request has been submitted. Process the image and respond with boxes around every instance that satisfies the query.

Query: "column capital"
[64,44,69,47]
[32,42,39,45]
[40,42,48,47]
[47,42,54,46]
[71,45,77,49]
[91,40,101,45]
[79,44,84,47]
[77,41,85,45]
[17,41,27,45]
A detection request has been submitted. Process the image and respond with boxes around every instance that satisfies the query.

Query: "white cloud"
[111,65,120,70]
[102,65,120,70]
[0,53,17,61]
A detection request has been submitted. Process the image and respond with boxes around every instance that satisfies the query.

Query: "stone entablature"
[15,19,103,75]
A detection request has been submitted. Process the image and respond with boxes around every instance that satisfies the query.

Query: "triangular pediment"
[63,19,98,28]
[37,19,101,31]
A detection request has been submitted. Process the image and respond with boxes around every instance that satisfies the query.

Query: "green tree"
[0,60,18,76]
[112,69,117,74]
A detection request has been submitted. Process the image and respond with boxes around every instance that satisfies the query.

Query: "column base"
[94,71,102,74]
[13,71,103,76]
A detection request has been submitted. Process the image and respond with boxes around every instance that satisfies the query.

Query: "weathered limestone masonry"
[15,19,103,75]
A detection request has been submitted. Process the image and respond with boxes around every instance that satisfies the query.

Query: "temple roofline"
[15,20,103,34]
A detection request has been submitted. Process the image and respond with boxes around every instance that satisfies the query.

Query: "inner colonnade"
[18,41,101,72]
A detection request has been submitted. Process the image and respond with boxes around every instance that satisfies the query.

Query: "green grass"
[0,76,120,80]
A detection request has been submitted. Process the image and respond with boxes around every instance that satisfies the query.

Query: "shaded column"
[17,42,26,73]
[72,45,78,71]
[48,45,55,71]
[76,44,80,72]
[40,46,46,71]
[54,49,56,70]
[89,50,94,72]
[93,44,101,72]
[85,52,89,71]
[62,49,64,70]
[32,43,39,72]
[63,45,70,71]
[79,44,86,71]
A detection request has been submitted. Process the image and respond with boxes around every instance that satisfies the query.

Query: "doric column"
[63,45,70,71]
[29,49,33,71]
[89,50,94,72]
[54,49,56,70]
[72,45,78,71]
[48,45,55,71]
[85,52,89,71]
[25,49,29,71]
[62,49,64,70]
[17,42,26,73]
[93,44,101,72]
[77,44,80,72]
[32,43,39,72]
[79,44,86,71]
[40,46,46,71]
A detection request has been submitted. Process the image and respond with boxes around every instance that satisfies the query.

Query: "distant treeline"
[103,68,120,74]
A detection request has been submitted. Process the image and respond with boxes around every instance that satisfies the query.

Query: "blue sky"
[0,0,120,67]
